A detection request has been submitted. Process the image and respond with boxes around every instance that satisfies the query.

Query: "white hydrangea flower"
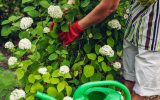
[63,96,73,100]
[48,5,63,18]
[18,38,31,50]
[4,41,15,49]
[8,57,17,66]
[108,19,121,30]
[20,17,33,30]
[88,33,93,38]
[67,0,75,4]
[10,89,25,100]
[43,27,50,33]
[113,62,121,69]
[99,45,114,57]
[60,65,70,74]
[38,67,47,75]
[126,9,130,14]
[124,14,129,19]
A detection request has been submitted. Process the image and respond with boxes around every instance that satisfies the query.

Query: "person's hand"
[59,21,83,45]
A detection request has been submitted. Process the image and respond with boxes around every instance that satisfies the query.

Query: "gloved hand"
[59,21,83,45]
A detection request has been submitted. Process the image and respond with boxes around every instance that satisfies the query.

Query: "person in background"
[51,0,160,99]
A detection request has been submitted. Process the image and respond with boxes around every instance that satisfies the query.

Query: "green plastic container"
[35,81,131,100]
[73,81,131,100]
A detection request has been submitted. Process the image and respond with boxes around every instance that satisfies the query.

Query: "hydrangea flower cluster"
[4,41,14,49]
[108,19,121,30]
[43,27,50,33]
[8,57,17,66]
[48,5,63,18]
[63,96,73,100]
[10,89,25,100]
[113,62,121,69]
[38,67,48,75]
[18,38,32,50]
[20,17,33,30]
[59,65,70,74]
[99,45,114,57]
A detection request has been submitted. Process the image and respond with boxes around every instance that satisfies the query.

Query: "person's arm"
[79,0,120,30]
[51,0,120,45]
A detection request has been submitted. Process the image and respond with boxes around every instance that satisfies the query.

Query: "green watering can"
[35,81,131,100]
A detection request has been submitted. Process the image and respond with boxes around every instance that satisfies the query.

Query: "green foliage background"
[0,0,129,99]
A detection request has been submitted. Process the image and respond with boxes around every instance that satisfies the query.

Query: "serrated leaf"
[8,16,21,22]
[90,73,102,81]
[50,78,60,84]
[98,56,104,62]
[57,81,66,92]
[107,37,115,47]
[95,45,101,55]
[83,44,92,53]
[48,53,58,61]
[28,74,35,83]
[66,86,72,96]
[47,87,58,97]
[1,25,12,36]
[26,95,35,100]
[27,10,39,17]
[87,53,97,60]
[16,68,24,80]
[52,70,60,77]
[84,65,94,78]
[34,75,41,80]
[30,82,44,93]
[23,6,35,12]
[93,33,102,39]
[28,52,41,61]
[22,0,33,4]
[101,62,111,73]
[106,74,114,80]
[39,1,50,8]
[1,20,11,25]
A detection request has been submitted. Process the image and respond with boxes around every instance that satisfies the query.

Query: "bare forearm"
[78,0,120,30]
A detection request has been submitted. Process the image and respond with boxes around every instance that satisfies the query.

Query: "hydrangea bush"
[0,0,129,100]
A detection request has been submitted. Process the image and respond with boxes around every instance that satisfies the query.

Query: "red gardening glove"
[59,21,83,45]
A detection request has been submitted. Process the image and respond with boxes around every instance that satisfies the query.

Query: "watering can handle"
[73,81,131,100]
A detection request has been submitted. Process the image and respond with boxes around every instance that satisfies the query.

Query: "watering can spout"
[35,91,56,100]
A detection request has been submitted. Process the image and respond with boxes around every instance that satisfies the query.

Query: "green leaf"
[0,53,6,62]
[19,31,30,39]
[50,78,60,84]
[16,68,24,80]
[30,82,44,93]
[25,84,31,93]
[87,53,97,60]
[107,37,115,47]
[106,74,114,80]
[8,16,21,22]
[84,65,94,78]
[61,23,69,32]
[66,86,72,96]
[106,31,112,36]
[28,52,41,61]
[98,56,104,62]
[93,33,102,39]
[34,75,41,80]
[63,73,72,79]
[39,1,50,8]
[26,95,35,100]
[52,70,60,77]
[95,45,101,55]
[57,81,66,92]
[20,60,33,71]
[83,44,92,53]
[48,53,58,61]
[90,73,102,81]
[27,10,39,17]
[22,0,33,4]
[47,87,58,97]
[81,0,90,7]
[1,20,11,25]
[61,59,70,66]
[28,74,35,84]
[23,6,35,12]
[101,62,111,73]
[1,25,12,36]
